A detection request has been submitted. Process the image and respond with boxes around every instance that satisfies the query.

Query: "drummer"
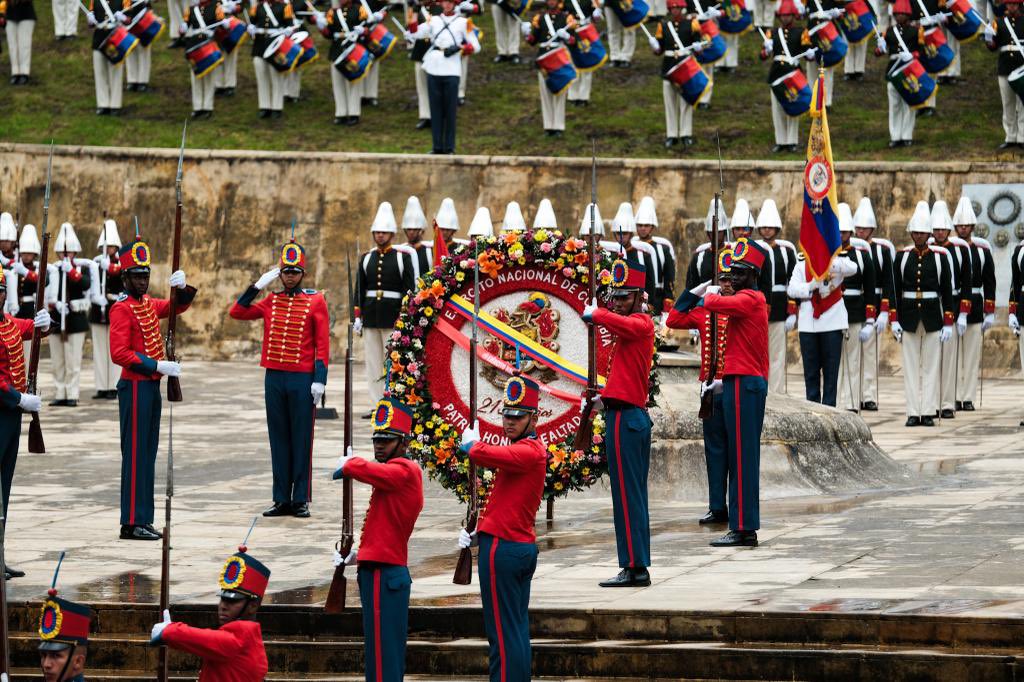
[246,0,295,119]
[760,0,812,152]
[524,0,578,138]
[875,0,924,148]
[647,0,704,148]
[805,0,841,106]
[566,0,602,107]
[214,0,245,97]
[358,0,389,108]
[984,0,1024,150]
[179,0,226,119]
[85,0,131,115]
[315,0,370,125]
[123,0,158,92]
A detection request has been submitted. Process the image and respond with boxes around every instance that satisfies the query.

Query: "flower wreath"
[385,229,662,504]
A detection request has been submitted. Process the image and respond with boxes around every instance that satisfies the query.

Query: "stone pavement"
[7,357,1024,621]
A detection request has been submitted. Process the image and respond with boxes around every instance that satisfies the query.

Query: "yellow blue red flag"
[798,71,842,281]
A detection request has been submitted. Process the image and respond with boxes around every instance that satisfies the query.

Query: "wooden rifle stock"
[27,230,51,453]
[698,190,722,421]
[166,124,186,402]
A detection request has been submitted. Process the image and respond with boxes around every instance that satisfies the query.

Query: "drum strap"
[1005,17,1024,52]
[778,26,795,61]
[544,13,557,42]
[666,20,685,52]
[97,0,115,24]
[263,2,279,27]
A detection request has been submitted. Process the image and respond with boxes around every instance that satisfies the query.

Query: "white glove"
[982,23,996,40]
[875,35,887,52]
[875,310,889,332]
[34,309,51,330]
[333,548,357,566]
[700,379,723,397]
[891,321,903,342]
[345,29,360,41]
[1009,313,1020,334]
[784,314,797,331]
[763,38,773,52]
[803,47,818,61]
[371,9,385,21]
[255,267,280,290]
[53,301,69,315]
[168,270,186,289]
[247,23,257,37]
[592,6,602,18]
[283,24,295,34]
[691,280,712,297]
[92,293,107,307]
[855,322,871,342]
[156,360,182,377]
[461,420,480,450]
[458,527,478,549]
[582,299,598,319]
[688,328,700,343]
[556,27,571,41]
[956,312,967,336]
[827,6,843,18]
[115,10,127,21]
[150,610,172,643]
[690,40,705,52]
[99,255,111,271]
[647,34,661,51]
[939,326,952,343]
[316,14,327,28]
[705,285,721,296]
[18,393,41,413]
[59,259,73,274]
[919,13,937,25]
[334,445,355,477]
[402,29,413,40]
[459,0,474,10]
[520,20,531,36]
[982,313,994,332]
[898,48,914,62]
[353,317,363,335]
[311,382,326,403]
[86,11,97,25]
[12,261,28,277]
[178,21,188,34]
[659,311,668,328]
[2,298,15,315]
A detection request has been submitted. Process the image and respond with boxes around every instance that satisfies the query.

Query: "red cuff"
[879,298,890,313]
[1011,301,1018,315]
[889,310,899,323]
[663,298,672,311]
[354,306,361,317]
[461,42,474,54]
[68,269,82,282]
[865,304,877,318]
[25,270,38,282]
[408,20,417,32]
[108,263,121,275]
[943,310,954,325]
[959,299,971,314]
[786,299,797,316]
[984,299,995,314]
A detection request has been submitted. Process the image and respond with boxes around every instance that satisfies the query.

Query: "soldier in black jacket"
[634,196,677,316]
[399,196,432,282]
[985,0,1024,148]
[605,202,659,306]
[755,198,797,394]
[4,0,36,85]
[85,0,130,115]
[10,225,44,361]
[89,220,123,399]
[928,200,970,418]
[852,196,893,410]
[247,0,294,118]
[47,223,93,408]
[890,202,954,427]
[685,198,730,290]
[836,206,877,412]
[647,0,703,147]
[877,0,924,146]
[180,0,226,119]
[1010,237,1023,426]
[525,0,577,136]
[951,196,995,411]
[354,214,415,418]
[761,0,813,152]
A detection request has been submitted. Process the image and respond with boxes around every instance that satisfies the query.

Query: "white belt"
[20,296,34,302]
[903,291,939,300]
[364,290,403,300]
[843,289,863,296]
[970,286,983,295]
[874,287,883,295]
[952,288,960,296]
[771,284,787,292]
[1000,45,1022,52]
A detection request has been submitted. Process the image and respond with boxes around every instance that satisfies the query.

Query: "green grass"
[0,8,1013,160]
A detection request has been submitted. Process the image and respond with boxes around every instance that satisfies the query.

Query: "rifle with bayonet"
[165,123,186,403]
[453,234,481,586]
[156,393,174,681]
[325,250,356,613]
[573,139,600,452]
[27,146,53,454]
[698,132,725,420]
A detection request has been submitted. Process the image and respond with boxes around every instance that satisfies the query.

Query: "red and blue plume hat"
[219,551,271,601]
[502,375,540,416]
[372,398,414,439]
[610,259,647,296]
[729,237,768,272]
[280,240,306,272]
[118,237,153,273]
[39,552,91,652]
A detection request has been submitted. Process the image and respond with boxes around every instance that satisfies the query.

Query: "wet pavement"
[8,357,1024,621]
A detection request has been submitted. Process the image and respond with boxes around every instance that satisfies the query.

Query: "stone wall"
[1,143,1021,368]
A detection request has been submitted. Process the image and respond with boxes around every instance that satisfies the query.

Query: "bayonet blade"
[43,142,54,209]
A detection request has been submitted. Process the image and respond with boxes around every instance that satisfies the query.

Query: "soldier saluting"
[229,238,330,519]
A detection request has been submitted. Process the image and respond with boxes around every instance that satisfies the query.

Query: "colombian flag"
[798,72,842,281]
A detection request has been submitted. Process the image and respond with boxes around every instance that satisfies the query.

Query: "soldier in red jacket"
[457,375,547,682]
[674,237,770,547]
[151,545,270,681]
[333,397,424,682]
[582,260,655,588]
[229,239,330,519]
[38,560,93,682]
[108,236,196,541]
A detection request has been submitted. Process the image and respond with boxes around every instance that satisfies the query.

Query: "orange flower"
[550,448,568,469]
[429,280,445,298]
[502,232,520,246]
[574,251,589,264]
[479,253,502,278]
[390,351,400,362]
[436,446,453,465]
[564,239,578,253]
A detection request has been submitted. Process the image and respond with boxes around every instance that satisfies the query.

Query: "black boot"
[905,416,921,427]
[5,565,25,578]
[921,415,935,426]
[598,567,651,587]
[120,525,161,540]
[262,502,292,517]
[710,530,758,547]
[292,502,311,518]
[415,118,430,129]
[699,509,729,525]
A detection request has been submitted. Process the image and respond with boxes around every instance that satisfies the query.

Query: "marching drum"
[333,41,373,81]
[920,26,955,73]
[886,56,937,108]
[1008,64,1024,104]
[838,0,875,44]
[568,22,608,71]
[127,9,166,47]
[364,22,396,59]
[808,20,848,67]
[696,19,727,64]
[609,0,649,28]
[292,30,319,67]
[771,66,812,116]
[945,0,983,41]
[263,34,303,72]
[99,24,139,65]
[185,39,225,77]
[537,45,578,94]
[718,0,753,35]
[665,55,710,105]
[214,16,248,54]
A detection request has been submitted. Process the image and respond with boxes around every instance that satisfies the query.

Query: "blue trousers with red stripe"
[0,408,21,518]
[478,532,538,682]
[264,369,315,504]
[117,379,162,526]
[721,375,768,531]
[701,392,728,513]
[605,406,652,569]
[357,563,411,682]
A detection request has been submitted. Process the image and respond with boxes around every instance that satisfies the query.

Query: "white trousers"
[214,48,239,88]
[887,81,915,142]
[90,323,120,392]
[662,80,693,138]
[92,51,124,109]
[771,93,799,144]
[330,66,362,116]
[752,0,774,27]
[938,329,958,410]
[415,62,431,118]
[6,20,33,76]
[492,6,520,56]
[767,320,787,394]
[650,0,666,14]
[190,69,216,111]
[363,61,379,98]
[363,327,387,408]
[723,32,739,68]
[871,0,890,32]
[957,322,982,403]
[699,63,713,104]
[538,72,567,130]
[862,325,880,404]
[253,56,284,110]
[999,76,1024,143]
[167,0,186,40]
[606,10,635,62]
[838,323,864,410]
[285,68,302,98]
[901,327,940,418]
[459,53,469,98]
[126,43,151,84]
[51,0,77,36]
[805,60,834,106]
[568,69,592,100]
[845,39,866,74]
[944,27,960,77]
[49,331,85,401]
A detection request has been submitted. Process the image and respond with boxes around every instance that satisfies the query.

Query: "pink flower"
[391,331,402,341]
[562,267,574,277]
[540,242,553,253]
[407,361,419,373]
[432,402,441,409]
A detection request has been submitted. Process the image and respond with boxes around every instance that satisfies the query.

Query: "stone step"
[7,672,735,682]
